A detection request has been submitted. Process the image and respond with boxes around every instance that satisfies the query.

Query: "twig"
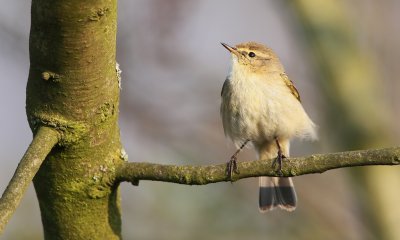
[0,127,59,234]
[116,147,400,185]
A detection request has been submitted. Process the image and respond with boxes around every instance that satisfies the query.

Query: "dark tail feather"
[259,177,297,212]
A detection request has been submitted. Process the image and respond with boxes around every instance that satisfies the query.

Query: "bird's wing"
[280,73,301,102]
[221,78,229,97]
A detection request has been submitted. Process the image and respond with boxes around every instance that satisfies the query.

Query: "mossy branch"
[0,127,59,234]
[116,147,400,185]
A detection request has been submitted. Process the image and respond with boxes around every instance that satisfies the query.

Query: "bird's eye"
[248,52,256,58]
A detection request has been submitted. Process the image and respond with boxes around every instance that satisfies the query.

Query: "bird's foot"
[272,149,286,176]
[226,155,240,181]
[226,140,249,181]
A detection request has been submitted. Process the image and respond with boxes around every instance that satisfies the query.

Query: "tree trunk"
[27,0,123,239]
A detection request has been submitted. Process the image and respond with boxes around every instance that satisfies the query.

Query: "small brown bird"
[220,42,317,212]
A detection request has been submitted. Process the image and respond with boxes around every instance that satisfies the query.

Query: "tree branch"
[0,127,59,234]
[116,147,400,185]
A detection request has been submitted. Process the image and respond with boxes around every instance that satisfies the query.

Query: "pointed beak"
[221,42,240,57]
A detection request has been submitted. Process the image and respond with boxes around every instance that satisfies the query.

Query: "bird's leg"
[272,138,286,176]
[227,139,249,180]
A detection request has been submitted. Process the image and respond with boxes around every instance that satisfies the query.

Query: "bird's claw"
[272,152,286,176]
[226,156,240,181]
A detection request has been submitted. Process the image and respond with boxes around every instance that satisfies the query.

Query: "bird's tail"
[259,176,297,212]
[256,139,297,212]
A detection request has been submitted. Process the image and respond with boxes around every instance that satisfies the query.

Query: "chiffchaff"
[220,42,317,212]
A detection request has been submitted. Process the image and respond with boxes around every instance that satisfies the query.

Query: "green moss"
[28,0,122,239]
[98,102,116,123]
[88,7,110,21]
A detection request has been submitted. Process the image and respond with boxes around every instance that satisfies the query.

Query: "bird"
[220,41,317,212]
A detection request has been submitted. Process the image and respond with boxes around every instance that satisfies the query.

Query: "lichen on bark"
[26,0,124,239]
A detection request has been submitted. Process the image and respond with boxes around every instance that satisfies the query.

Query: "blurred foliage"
[282,0,399,239]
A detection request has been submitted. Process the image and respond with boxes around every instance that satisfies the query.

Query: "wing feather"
[221,78,229,97]
[280,73,301,102]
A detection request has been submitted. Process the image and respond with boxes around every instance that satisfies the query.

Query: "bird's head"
[221,42,284,74]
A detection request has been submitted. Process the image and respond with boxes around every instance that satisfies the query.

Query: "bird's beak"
[221,42,240,58]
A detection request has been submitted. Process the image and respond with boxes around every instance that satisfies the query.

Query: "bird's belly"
[221,89,310,144]
[221,94,276,143]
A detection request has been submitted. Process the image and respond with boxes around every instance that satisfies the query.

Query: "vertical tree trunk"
[27,0,123,239]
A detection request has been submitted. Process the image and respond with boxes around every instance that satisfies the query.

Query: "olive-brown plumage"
[220,42,317,212]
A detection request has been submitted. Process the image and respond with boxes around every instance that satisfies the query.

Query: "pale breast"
[221,72,316,145]
[221,75,275,144]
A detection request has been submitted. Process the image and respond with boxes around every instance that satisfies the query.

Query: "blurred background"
[1,0,400,239]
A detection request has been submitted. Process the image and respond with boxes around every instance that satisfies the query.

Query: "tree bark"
[116,147,400,185]
[0,127,59,233]
[27,0,123,239]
